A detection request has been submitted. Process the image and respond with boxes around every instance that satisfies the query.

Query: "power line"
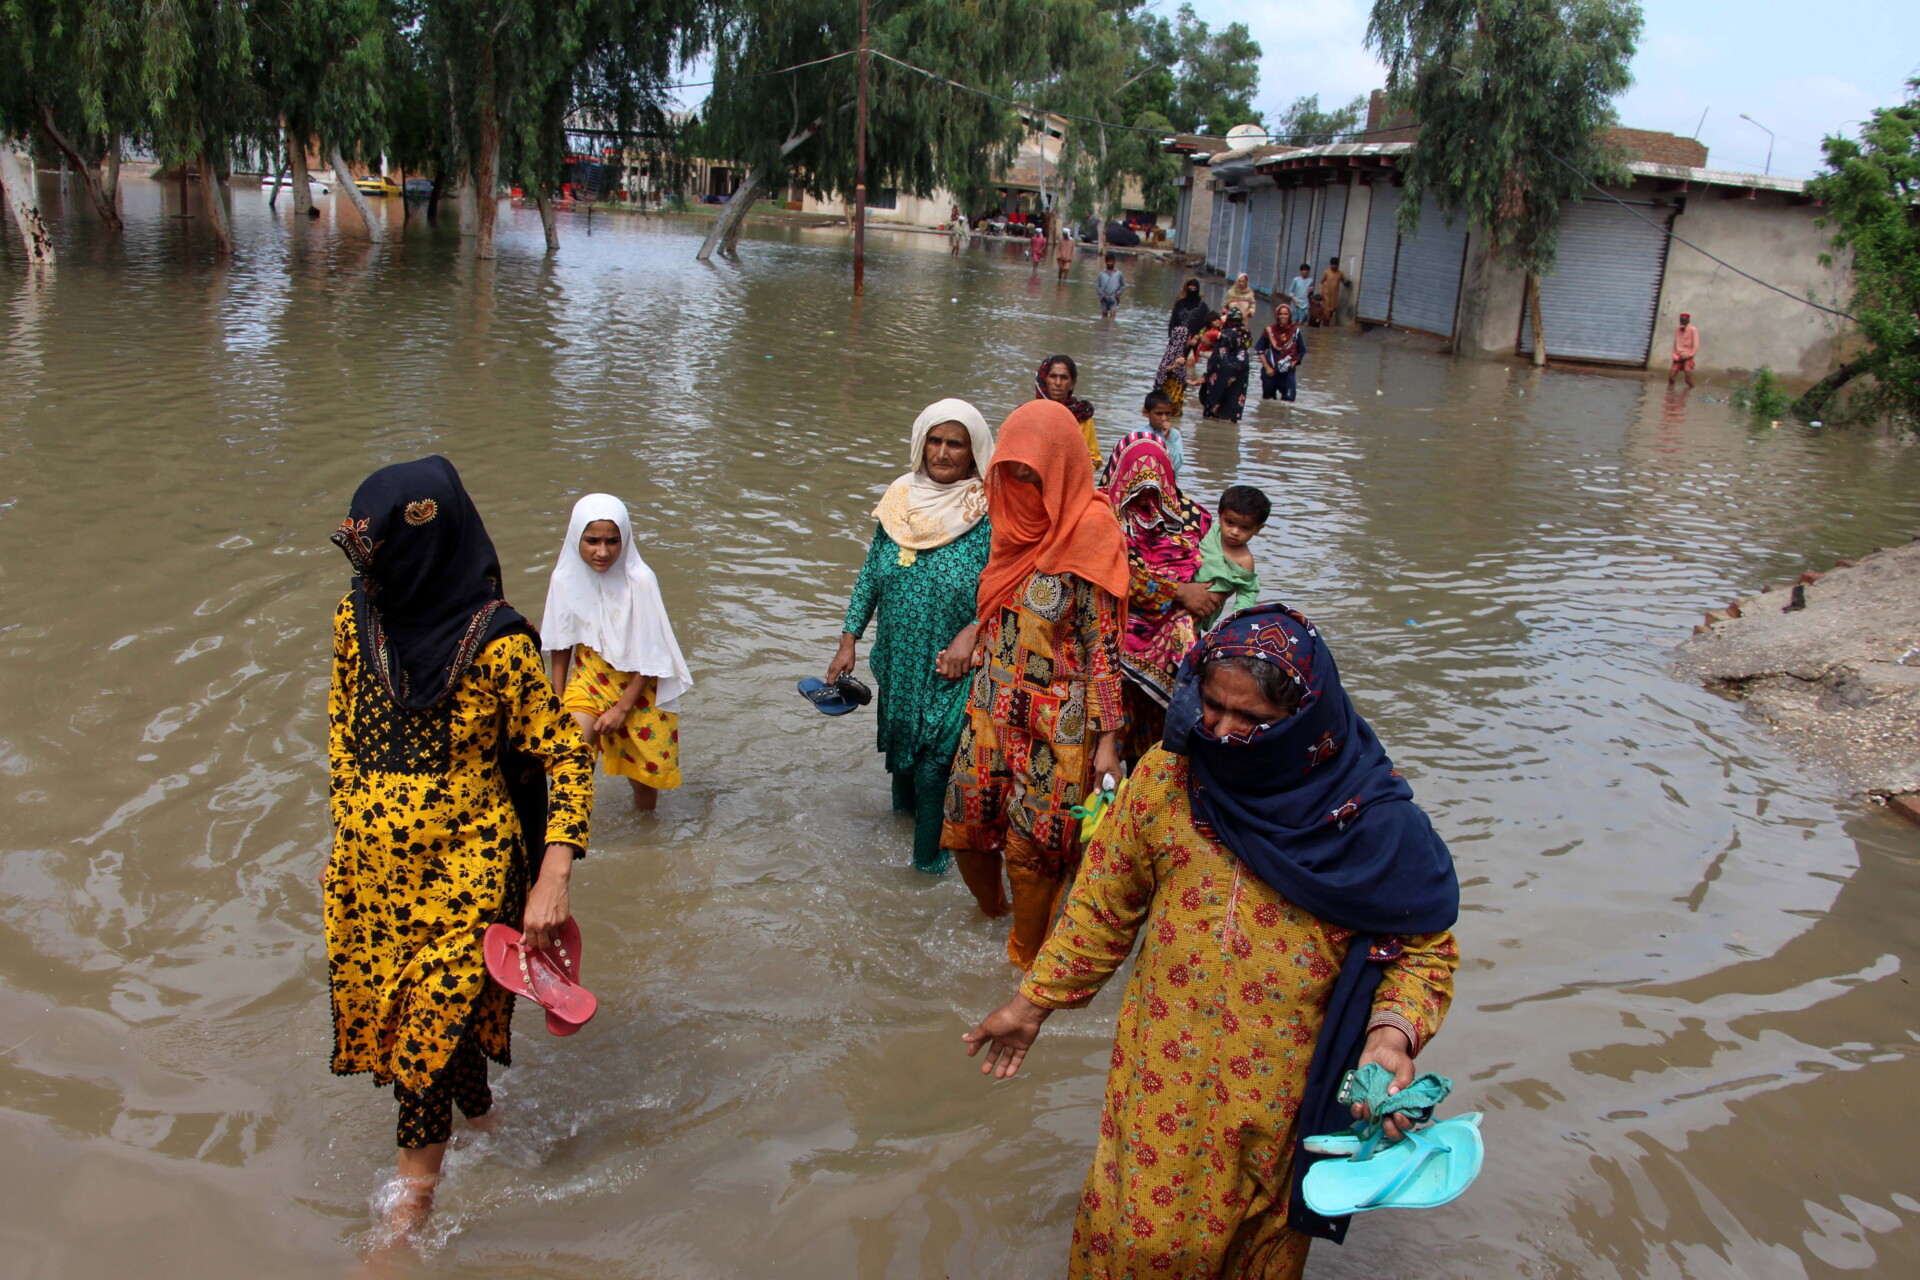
[1542,148,1855,321]
[662,49,858,92]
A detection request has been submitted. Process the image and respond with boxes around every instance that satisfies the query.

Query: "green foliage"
[1367,0,1641,276]
[1804,78,1920,427]
[1274,94,1364,147]
[1729,367,1790,419]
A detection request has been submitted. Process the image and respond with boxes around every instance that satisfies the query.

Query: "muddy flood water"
[3,181,1919,1279]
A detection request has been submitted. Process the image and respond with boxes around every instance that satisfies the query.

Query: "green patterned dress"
[842,518,993,872]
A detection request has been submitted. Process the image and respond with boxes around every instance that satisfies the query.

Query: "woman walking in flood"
[965,606,1461,1278]
[1200,312,1253,423]
[542,493,694,812]
[1099,430,1218,760]
[828,400,996,873]
[942,400,1129,968]
[1035,354,1103,468]
[325,457,594,1242]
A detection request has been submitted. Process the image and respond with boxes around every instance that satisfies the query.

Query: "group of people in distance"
[1155,265,1340,427]
[321,277,1462,1278]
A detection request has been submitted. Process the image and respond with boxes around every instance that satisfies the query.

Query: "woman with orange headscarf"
[941,400,1130,968]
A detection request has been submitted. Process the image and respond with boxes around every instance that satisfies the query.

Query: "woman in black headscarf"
[1168,276,1210,336]
[1199,311,1254,423]
[324,456,594,1238]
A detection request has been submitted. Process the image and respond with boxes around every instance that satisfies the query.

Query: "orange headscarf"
[976,400,1130,619]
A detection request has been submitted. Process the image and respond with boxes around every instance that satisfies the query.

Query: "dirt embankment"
[1674,539,1920,817]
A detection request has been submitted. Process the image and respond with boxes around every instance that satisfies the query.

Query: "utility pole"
[853,0,869,295]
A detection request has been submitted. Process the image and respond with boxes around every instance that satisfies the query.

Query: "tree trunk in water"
[696,120,824,261]
[200,151,234,254]
[287,125,313,216]
[698,165,774,259]
[427,172,443,224]
[37,104,121,230]
[535,188,559,251]
[1527,273,1546,367]
[268,163,286,208]
[0,138,56,263]
[330,146,385,243]
[103,135,119,205]
[475,113,501,260]
[1790,358,1867,419]
[457,174,477,238]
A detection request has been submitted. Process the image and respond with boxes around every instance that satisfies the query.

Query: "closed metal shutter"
[1244,188,1283,296]
[1357,184,1401,323]
[1518,199,1674,364]
[1207,193,1231,271]
[1225,198,1248,277]
[1313,183,1349,274]
[1176,183,1194,255]
[1388,192,1469,338]
[1278,190,1313,293]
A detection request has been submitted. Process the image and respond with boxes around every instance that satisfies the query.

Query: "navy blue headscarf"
[1162,604,1459,1242]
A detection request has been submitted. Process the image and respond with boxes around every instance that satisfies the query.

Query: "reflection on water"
[2,180,1919,1278]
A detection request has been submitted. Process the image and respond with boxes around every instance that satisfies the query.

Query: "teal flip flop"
[1301,1112,1484,1216]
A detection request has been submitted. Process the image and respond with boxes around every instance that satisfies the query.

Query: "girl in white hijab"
[542,494,693,811]
[825,399,995,872]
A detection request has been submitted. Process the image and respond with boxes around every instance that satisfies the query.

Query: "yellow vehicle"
[354,174,402,197]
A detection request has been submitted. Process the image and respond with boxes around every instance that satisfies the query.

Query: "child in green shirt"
[1196,485,1269,631]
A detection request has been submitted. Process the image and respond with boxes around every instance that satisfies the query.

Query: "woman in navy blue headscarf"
[965,605,1461,1277]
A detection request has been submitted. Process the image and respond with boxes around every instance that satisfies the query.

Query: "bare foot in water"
[465,1109,499,1136]
[360,1173,438,1270]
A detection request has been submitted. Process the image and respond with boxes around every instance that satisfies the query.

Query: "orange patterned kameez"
[1020,748,1459,1279]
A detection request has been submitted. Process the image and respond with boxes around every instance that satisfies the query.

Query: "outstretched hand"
[1352,1025,1419,1142]
[963,994,1051,1079]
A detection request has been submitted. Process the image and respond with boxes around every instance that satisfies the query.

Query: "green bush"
[1730,367,1792,419]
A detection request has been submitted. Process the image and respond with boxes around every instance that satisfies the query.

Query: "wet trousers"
[953,830,1075,969]
[891,753,954,875]
[392,1035,492,1149]
[1261,365,1298,401]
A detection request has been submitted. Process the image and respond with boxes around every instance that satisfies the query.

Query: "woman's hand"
[962,993,1051,1078]
[936,623,979,679]
[1091,734,1123,795]
[592,705,628,739]
[1352,1025,1419,1142]
[521,844,576,949]
[1173,582,1225,618]
[827,634,858,684]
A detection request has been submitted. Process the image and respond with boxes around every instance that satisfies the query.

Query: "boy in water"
[1194,485,1269,630]
[1141,389,1183,475]
[1096,254,1127,318]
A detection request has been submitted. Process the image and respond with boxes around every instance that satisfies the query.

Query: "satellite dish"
[1225,124,1269,146]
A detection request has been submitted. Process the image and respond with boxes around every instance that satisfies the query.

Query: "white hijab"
[871,399,995,551]
[540,494,693,710]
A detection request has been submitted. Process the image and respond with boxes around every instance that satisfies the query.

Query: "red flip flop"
[483,919,597,1032]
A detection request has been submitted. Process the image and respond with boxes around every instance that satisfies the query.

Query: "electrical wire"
[660,49,858,92]
[1542,148,1855,321]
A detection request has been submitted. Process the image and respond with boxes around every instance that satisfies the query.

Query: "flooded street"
[3,182,1919,1278]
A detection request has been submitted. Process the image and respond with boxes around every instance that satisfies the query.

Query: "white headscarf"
[540,494,693,710]
[871,398,995,551]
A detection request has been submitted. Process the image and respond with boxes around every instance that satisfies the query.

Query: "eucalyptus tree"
[1367,0,1642,362]
[415,0,697,258]
[689,0,1106,262]
[252,0,392,235]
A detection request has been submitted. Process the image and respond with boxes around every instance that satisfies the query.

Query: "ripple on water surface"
[1,182,1918,1277]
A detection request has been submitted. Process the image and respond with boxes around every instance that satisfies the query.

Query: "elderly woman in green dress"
[827,400,995,872]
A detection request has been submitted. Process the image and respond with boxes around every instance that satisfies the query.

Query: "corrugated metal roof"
[1243,141,1807,194]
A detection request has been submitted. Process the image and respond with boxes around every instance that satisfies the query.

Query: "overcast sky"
[1184,0,1920,178]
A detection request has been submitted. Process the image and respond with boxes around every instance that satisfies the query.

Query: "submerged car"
[354,174,402,197]
[267,172,330,197]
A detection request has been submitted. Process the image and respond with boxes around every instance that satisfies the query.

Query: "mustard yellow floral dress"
[1021,748,1459,1280]
[325,594,594,1094]
[559,644,681,788]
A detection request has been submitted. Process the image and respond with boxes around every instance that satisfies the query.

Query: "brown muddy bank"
[1676,538,1920,807]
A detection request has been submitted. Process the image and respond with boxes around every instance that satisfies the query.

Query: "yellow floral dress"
[559,644,681,788]
[1021,748,1459,1280]
[325,595,594,1094]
